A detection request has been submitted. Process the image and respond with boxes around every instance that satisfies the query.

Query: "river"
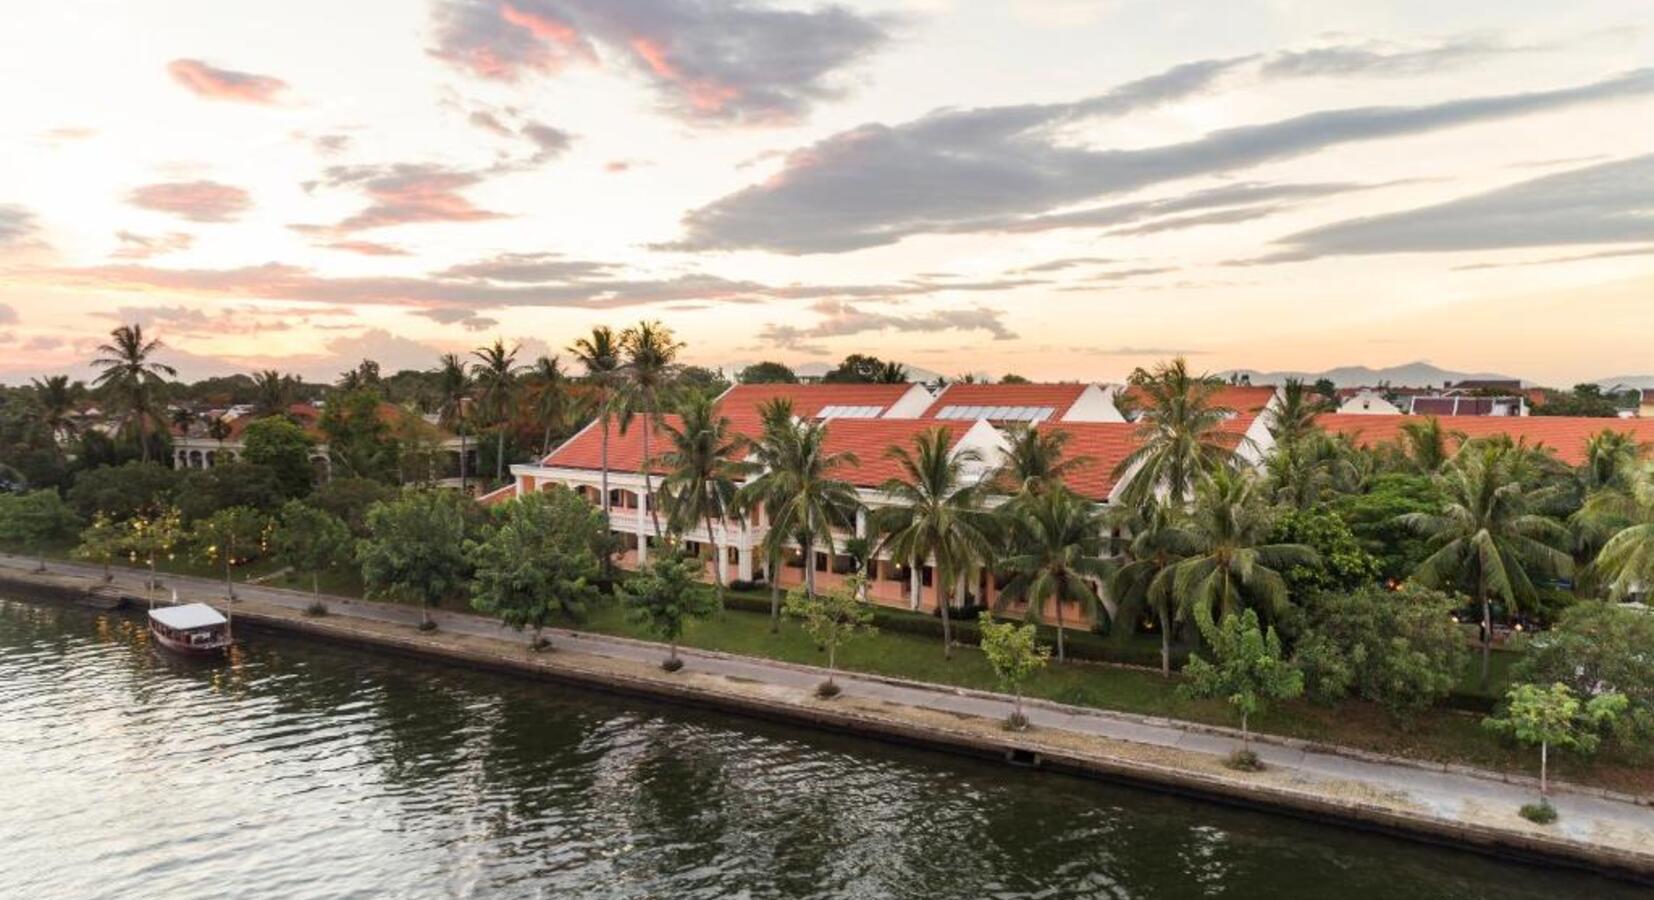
[0,596,1634,899]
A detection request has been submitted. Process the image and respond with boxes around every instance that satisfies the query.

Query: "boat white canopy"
[149,603,228,630]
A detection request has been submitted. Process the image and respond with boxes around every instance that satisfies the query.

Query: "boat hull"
[149,625,231,656]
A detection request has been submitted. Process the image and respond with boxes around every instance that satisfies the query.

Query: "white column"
[855,507,867,538]
[635,491,649,564]
[909,565,921,610]
[737,543,754,581]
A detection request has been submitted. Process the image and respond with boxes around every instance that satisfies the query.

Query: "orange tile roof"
[718,383,917,420]
[1316,414,1654,466]
[921,383,1089,418]
[814,420,970,488]
[541,415,685,474]
[1120,384,1276,417]
[1038,422,1142,501]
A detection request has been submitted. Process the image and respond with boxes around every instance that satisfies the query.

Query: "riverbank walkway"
[3,554,1650,880]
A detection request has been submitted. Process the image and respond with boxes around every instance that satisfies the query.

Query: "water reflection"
[0,597,1640,900]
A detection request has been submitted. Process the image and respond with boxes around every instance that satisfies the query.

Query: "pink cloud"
[297,164,506,234]
[126,181,251,223]
[323,240,410,256]
[112,230,195,260]
[167,59,289,104]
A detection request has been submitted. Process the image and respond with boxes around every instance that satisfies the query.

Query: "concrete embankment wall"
[3,567,1650,885]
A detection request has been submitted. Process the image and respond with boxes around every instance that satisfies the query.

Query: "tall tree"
[528,355,572,457]
[1399,444,1574,684]
[1159,469,1318,636]
[1586,470,1654,602]
[569,326,622,514]
[615,320,683,539]
[1113,358,1237,508]
[29,375,82,451]
[738,404,860,628]
[996,488,1108,661]
[875,427,994,659]
[434,353,472,492]
[358,490,470,628]
[1397,417,1464,474]
[1106,499,1193,676]
[470,339,524,484]
[658,393,748,588]
[91,324,177,463]
[1001,425,1090,497]
[467,489,605,645]
[250,369,296,418]
[269,500,353,598]
[189,505,268,600]
[1264,377,1331,448]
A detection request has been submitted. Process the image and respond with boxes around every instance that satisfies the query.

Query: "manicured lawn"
[574,594,1651,794]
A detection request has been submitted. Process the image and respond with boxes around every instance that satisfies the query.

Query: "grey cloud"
[1454,244,1654,270]
[0,304,17,325]
[1266,154,1654,259]
[521,122,574,162]
[0,205,39,246]
[440,252,620,282]
[1261,36,1526,78]
[669,67,1654,254]
[1012,257,1114,274]
[417,308,500,331]
[429,0,890,125]
[759,299,1016,350]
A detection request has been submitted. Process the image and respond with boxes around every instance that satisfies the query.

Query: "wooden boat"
[148,602,233,656]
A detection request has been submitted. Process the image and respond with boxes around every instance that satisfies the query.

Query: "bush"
[1226,749,1264,772]
[417,619,438,632]
[1269,507,1380,595]
[1291,584,1467,721]
[1519,801,1557,825]
[1515,603,1654,743]
[305,601,329,617]
[66,461,178,521]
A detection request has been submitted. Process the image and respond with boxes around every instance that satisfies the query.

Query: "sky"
[1,0,1652,386]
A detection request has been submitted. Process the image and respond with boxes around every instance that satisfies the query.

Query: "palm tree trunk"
[1479,590,1492,686]
[768,552,782,633]
[704,515,723,588]
[458,430,468,492]
[1241,711,1250,753]
[1054,587,1067,663]
[496,427,506,483]
[599,416,611,514]
[1159,606,1172,677]
[803,534,816,597]
[641,424,662,540]
[937,561,953,660]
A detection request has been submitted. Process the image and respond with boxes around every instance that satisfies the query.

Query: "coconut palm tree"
[615,320,683,539]
[470,339,524,484]
[570,327,622,514]
[1399,444,1573,684]
[1159,468,1318,637]
[434,354,471,492]
[528,355,572,457]
[1589,469,1654,602]
[659,393,750,588]
[1266,378,1332,448]
[1113,358,1238,508]
[737,403,861,629]
[30,375,82,450]
[875,428,996,659]
[1106,498,1194,676]
[1263,431,1355,510]
[1001,425,1091,497]
[251,369,296,418]
[996,487,1108,661]
[1397,417,1464,474]
[1579,429,1647,494]
[875,360,909,384]
[91,324,176,463]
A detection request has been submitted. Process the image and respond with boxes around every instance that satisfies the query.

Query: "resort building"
[1315,413,1654,465]
[171,401,478,489]
[507,381,1281,625]
[1336,389,1404,416]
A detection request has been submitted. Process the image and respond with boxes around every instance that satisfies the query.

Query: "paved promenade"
[3,554,1650,879]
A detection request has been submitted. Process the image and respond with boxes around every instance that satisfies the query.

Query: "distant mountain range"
[1218,362,1654,392]
[1219,362,1525,389]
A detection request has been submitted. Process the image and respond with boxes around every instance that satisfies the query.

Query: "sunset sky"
[2,0,1651,386]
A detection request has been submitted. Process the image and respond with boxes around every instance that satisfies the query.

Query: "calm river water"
[0,596,1634,899]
